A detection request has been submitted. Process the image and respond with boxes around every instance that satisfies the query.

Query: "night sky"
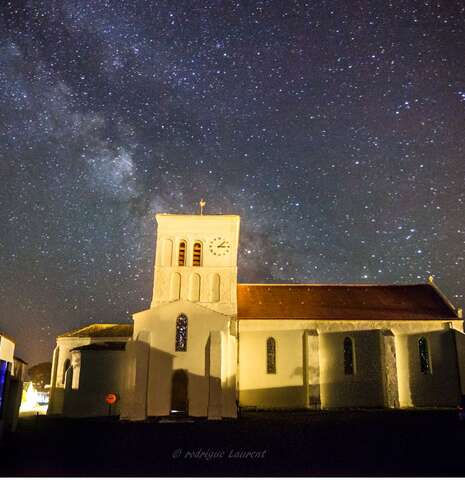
[1,1,464,365]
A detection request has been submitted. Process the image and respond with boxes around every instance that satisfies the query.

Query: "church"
[47,210,465,419]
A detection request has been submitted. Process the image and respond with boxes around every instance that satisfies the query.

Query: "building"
[48,212,465,419]
[0,333,27,439]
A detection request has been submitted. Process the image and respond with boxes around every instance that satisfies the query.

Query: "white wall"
[320,330,385,408]
[132,300,237,418]
[454,330,465,395]
[0,336,15,363]
[238,330,306,408]
[53,336,130,388]
[239,319,463,409]
[48,335,130,415]
[152,214,240,316]
[63,349,126,417]
[396,329,461,407]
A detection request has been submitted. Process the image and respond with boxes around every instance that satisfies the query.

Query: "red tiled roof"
[237,283,459,320]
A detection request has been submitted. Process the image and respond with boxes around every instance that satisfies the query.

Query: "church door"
[171,369,188,415]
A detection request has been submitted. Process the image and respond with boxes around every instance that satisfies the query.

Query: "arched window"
[418,337,430,374]
[193,242,202,266]
[343,337,354,375]
[62,358,71,384]
[266,337,276,374]
[175,314,188,352]
[178,241,186,266]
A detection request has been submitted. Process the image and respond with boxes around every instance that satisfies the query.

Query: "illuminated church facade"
[48,212,465,419]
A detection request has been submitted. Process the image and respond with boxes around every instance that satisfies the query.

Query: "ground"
[2,410,465,476]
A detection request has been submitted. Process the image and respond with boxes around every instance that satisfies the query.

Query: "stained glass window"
[419,337,430,374]
[266,337,276,374]
[175,314,188,352]
[193,242,202,266]
[178,241,186,266]
[344,337,354,375]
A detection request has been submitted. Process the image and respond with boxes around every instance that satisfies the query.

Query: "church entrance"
[170,369,188,416]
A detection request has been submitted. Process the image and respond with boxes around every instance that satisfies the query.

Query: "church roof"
[58,324,133,338]
[58,283,459,339]
[237,283,459,320]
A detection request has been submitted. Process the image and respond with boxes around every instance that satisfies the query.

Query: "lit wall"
[319,330,384,408]
[131,299,236,418]
[238,329,306,408]
[396,329,461,407]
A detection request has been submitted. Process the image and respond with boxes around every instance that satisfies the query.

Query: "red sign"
[105,393,118,405]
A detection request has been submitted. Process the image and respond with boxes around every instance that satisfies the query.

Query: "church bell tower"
[151,207,240,316]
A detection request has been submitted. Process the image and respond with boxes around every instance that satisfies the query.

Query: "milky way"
[1,1,464,364]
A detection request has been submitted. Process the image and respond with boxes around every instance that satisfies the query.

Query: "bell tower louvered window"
[193,242,202,266]
[178,241,186,266]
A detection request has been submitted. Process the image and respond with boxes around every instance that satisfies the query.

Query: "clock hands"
[209,238,230,255]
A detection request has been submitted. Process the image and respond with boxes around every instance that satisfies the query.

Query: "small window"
[175,314,188,352]
[418,337,430,374]
[343,337,354,375]
[62,358,71,384]
[178,241,186,266]
[193,242,202,266]
[266,337,276,374]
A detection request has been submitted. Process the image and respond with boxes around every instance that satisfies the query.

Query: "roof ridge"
[58,323,133,338]
[427,278,459,317]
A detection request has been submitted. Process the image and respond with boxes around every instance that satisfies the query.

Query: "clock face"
[208,237,231,256]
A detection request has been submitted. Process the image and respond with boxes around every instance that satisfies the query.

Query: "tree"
[28,362,52,391]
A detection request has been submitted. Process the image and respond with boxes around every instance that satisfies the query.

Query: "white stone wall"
[151,214,240,316]
[120,331,151,420]
[303,330,320,408]
[238,329,306,408]
[53,336,130,388]
[396,328,461,407]
[319,330,385,408]
[454,330,465,395]
[238,319,463,409]
[239,319,463,335]
[131,300,236,418]
[0,336,15,363]
[48,335,130,415]
[380,330,399,408]
[63,349,126,417]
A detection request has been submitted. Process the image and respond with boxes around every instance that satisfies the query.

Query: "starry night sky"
[1,1,464,365]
